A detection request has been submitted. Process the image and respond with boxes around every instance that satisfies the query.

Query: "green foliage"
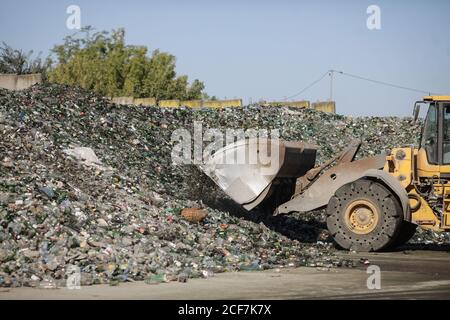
[0,42,51,76]
[48,27,205,99]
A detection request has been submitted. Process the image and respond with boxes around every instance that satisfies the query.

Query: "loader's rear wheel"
[326,179,403,252]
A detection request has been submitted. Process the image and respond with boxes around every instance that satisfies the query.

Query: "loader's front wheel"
[326,179,403,252]
[387,221,417,249]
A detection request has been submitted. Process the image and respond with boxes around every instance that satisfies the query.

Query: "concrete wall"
[181,100,202,108]
[261,100,336,113]
[158,100,181,108]
[111,97,242,108]
[0,73,42,90]
[312,101,336,113]
[261,100,310,108]
[111,97,134,105]
[202,99,242,108]
[110,96,335,113]
[134,97,157,106]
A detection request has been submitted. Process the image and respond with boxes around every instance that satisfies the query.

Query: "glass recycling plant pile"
[0,83,448,288]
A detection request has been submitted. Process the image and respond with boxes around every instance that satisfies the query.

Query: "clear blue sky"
[1,0,449,116]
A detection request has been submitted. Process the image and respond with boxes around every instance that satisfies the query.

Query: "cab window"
[443,104,450,164]
[421,103,437,164]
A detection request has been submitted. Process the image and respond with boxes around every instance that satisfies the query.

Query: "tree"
[48,27,207,99]
[0,42,50,76]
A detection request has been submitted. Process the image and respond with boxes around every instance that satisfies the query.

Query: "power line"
[330,69,438,95]
[274,69,440,103]
[279,71,330,101]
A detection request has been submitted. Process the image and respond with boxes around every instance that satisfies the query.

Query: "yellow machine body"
[384,96,450,231]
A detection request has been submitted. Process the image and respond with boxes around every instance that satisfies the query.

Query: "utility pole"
[329,70,334,101]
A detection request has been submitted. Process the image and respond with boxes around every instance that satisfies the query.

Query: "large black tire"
[326,179,403,252]
[388,221,417,249]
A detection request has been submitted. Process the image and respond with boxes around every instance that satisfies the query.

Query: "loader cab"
[416,96,450,173]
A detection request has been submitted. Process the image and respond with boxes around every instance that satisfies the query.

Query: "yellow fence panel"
[312,101,336,113]
[181,100,203,108]
[110,97,336,112]
[158,100,181,108]
[261,100,310,108]
[203,99,242,108]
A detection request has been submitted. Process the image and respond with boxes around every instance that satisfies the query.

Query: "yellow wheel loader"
[201,96,450,252]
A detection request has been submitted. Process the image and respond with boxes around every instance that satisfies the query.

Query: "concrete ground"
[1,250,450,300]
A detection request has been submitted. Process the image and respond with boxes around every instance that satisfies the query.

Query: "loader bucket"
[200,138,317,210]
